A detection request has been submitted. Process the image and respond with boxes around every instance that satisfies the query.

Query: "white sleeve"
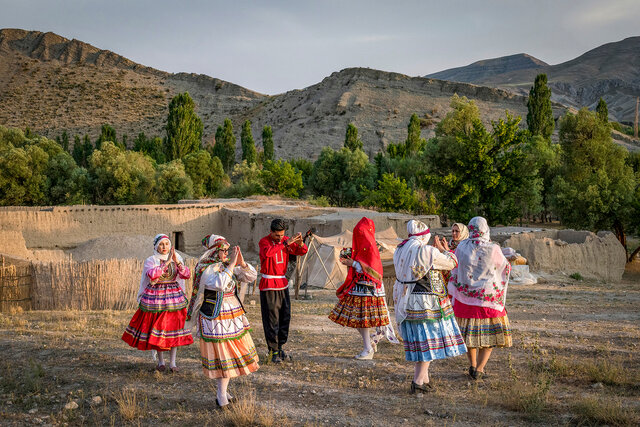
[201,265,233,291]
[432,251,457,270]
[234,263,258,283]
[137,257,157,302]
[351,261,363,273]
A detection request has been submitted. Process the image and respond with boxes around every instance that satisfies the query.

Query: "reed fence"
[24,258,197,311]
[0,261,34,311]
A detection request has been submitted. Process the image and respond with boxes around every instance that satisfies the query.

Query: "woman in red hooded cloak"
[329,217,396,359]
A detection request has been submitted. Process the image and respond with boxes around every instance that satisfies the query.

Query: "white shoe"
[355,348,374,360]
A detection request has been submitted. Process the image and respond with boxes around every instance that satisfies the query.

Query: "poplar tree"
[240,120,257,165]
[262,126,274,161]
[405,113,424,155]
[344,123,363,151]
[596,97,609,124]
[527,74,555,139]
[213,119,236,172]
[164,92,203,161]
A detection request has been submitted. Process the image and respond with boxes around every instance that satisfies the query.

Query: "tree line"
[1,76,638,259]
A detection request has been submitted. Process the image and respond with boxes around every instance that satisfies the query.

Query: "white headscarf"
[447,216,510,311]
[393,220,440,325]
[153,234,171,261]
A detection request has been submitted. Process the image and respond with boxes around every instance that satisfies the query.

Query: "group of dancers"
[122,215,512,407]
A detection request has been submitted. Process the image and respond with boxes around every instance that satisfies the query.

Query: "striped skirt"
[199,328,259,379]
[122,281,193,351]
[329,283,389,329]
[456,315,513,348]
[401,315,467,362]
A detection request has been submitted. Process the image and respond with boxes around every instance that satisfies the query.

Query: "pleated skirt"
[400,317,467,362]
[456,315,513,348]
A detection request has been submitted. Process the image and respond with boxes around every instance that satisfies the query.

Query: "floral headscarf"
[186,234,230,322]
[447,217,510,311]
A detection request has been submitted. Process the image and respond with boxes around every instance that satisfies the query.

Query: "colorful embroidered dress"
[447,217,512,348]
[122,235,193,351]
[330,217,391,329]
[393,220,467,362]
[186,235,259,379]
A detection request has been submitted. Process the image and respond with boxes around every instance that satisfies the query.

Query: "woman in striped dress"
[447,216,512,380]
[393,220,467,393]
[122,234,194,372]
[185,234,259,408]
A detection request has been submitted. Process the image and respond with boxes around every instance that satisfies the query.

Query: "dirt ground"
[1,269,639,426]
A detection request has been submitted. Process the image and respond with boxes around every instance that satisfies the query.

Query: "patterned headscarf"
[186,234,230,321]
[153,234,171,262]
[447,216,510,311]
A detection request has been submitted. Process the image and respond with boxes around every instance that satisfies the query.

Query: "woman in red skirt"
[122,234,194,371]
[329,217,397,360]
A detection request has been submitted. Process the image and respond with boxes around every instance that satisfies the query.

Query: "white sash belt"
[261,274,286,279]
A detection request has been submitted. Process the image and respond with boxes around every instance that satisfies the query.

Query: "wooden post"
[294,236,315,300]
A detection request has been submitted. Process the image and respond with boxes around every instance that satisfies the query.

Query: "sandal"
[155,364,166,372]
[169,366,180,373]
[410,381,434,394]
[215,398,230,410]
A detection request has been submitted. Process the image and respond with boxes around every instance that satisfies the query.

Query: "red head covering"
[336,217,383,299]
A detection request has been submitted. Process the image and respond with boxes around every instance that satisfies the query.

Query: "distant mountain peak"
[426,53,548,83]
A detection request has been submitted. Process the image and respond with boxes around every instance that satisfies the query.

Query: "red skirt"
[122,307,193,351]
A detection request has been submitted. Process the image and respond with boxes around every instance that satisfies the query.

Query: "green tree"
[527,74,555,139]
[551,108,636,250]
[61,131,70,152]
[0,144,49,205]
[309,146,376,206]
[344,123,363,151]
[261,160,304,198]
[95,124,116,150]
[262,125,274,161]
[288,158,313,187]
[596,97,609,124]
[134,132,166,164]
[240,120,257,164]
[88,141,155,204]
[182,150,227,198]
[213,119,236,172]
[46,151,89,205]
[424,96,542,224]
[361,173,421,213]
[155,160,194,203]
[405,113,425,155]
[164,92,203,161]
[219,160,265,198]
[524,135,562,221]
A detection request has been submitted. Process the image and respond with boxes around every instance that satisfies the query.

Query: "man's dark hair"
[270,218,287,232]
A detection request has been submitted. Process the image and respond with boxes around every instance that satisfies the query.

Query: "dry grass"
[115,388,148,422]
[571,396,639,426]
[221,387,292,427]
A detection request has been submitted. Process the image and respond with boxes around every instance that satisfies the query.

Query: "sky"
[1,0,639,95]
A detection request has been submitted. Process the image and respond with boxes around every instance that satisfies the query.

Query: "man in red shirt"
[259,218,308,363]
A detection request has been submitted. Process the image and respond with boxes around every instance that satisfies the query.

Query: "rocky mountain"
[426,37,640,124]
[427,54,548,83]
[0,29,571,160]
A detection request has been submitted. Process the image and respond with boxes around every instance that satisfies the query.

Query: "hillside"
[427,37,640,124]
[0,29,266,146]
[0,28,566,160]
